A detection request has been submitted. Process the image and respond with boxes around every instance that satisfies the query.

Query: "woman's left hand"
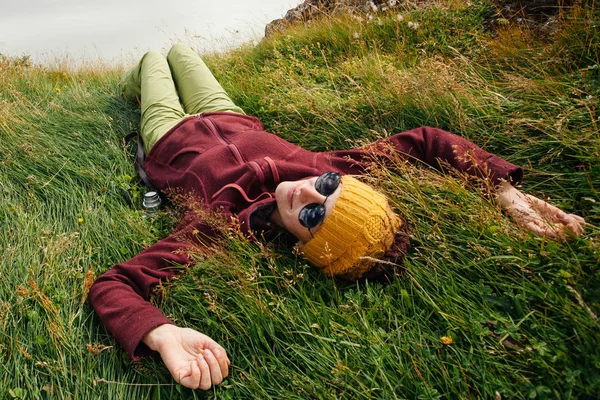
[496,181,586,239]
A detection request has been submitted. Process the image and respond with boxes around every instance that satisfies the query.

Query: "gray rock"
[264,0,403,37]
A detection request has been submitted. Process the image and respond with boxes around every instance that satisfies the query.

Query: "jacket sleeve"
[327,126,523,185]
[88,213,216,360]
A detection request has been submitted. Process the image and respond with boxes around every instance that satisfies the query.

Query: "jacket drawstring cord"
[211,183,273,203]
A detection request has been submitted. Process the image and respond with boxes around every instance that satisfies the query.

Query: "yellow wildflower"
[78,217,84,223]
[441,336,453,345]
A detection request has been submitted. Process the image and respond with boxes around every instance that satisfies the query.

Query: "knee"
[142,51,164,62]
[168,43,190,57]
[167,43,200,64]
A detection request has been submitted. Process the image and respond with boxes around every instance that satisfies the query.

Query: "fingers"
[177,359,201,390]
[159,327,230,391]
[200,337,230,377]
[197,353,212,390]
[180,352,221,391]
[174,351,227,390]
[525,220,559,239]
[209,345,231,378]
[524,215,586,239]
[524,195,586,238]
[203,349,224,385]
[551,211,586,237]
[564,214,586,236]
[565,219,585,236]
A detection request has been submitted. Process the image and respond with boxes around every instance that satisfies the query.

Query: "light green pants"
[120,43,245,152]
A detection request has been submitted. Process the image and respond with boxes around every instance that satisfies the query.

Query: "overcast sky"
[0,0,302,66]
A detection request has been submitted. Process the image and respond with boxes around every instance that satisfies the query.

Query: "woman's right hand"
[143,324,230,390]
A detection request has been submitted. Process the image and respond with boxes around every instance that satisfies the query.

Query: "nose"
[298,182,326,205]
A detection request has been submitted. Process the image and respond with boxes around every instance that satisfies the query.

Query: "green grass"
[1,1,599,398]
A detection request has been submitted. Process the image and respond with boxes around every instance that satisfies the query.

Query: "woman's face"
[273,176,342,243]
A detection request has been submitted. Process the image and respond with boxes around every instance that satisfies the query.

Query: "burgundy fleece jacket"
[89,112,523,359]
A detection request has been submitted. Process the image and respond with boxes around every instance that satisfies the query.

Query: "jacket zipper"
[204,116,227,145]
[204,116,244,164]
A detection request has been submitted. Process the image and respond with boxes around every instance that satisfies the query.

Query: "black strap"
[125,131,156,191]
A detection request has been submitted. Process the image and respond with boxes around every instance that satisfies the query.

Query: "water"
[0,0,302,66]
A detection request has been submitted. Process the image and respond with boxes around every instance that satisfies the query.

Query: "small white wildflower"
[377,18,383,26]
[368,14,374,21]
[408,21,419,30]
[353,31,360,39]
[368,1,378,12]
[397,14,404,22]
[408,21,414,28]
[388,0,398,6]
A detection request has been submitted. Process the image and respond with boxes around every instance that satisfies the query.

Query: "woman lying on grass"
[88,43,585,390]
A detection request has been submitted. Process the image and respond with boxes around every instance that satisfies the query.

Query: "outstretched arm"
[89,214,230,389]
[327,126,524,185]
[326,126,585,238]
[496,181,585,239]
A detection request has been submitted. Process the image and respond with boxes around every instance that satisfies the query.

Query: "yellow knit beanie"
[301,176,401,280]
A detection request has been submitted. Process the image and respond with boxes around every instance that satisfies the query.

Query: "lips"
[288,185,297,209]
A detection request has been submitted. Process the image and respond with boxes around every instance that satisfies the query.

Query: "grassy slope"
[1,1,599,399]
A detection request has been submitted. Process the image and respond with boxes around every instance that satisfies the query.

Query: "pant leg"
[166,43,245,115]
[120,51,187,153]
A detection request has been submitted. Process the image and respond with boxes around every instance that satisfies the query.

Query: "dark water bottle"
[142,191,161,217]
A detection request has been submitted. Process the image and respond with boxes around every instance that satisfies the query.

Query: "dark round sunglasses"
[298,172,341,235]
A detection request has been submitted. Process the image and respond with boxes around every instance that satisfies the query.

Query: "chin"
[274,183,285,207]
[274,181,291,207]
